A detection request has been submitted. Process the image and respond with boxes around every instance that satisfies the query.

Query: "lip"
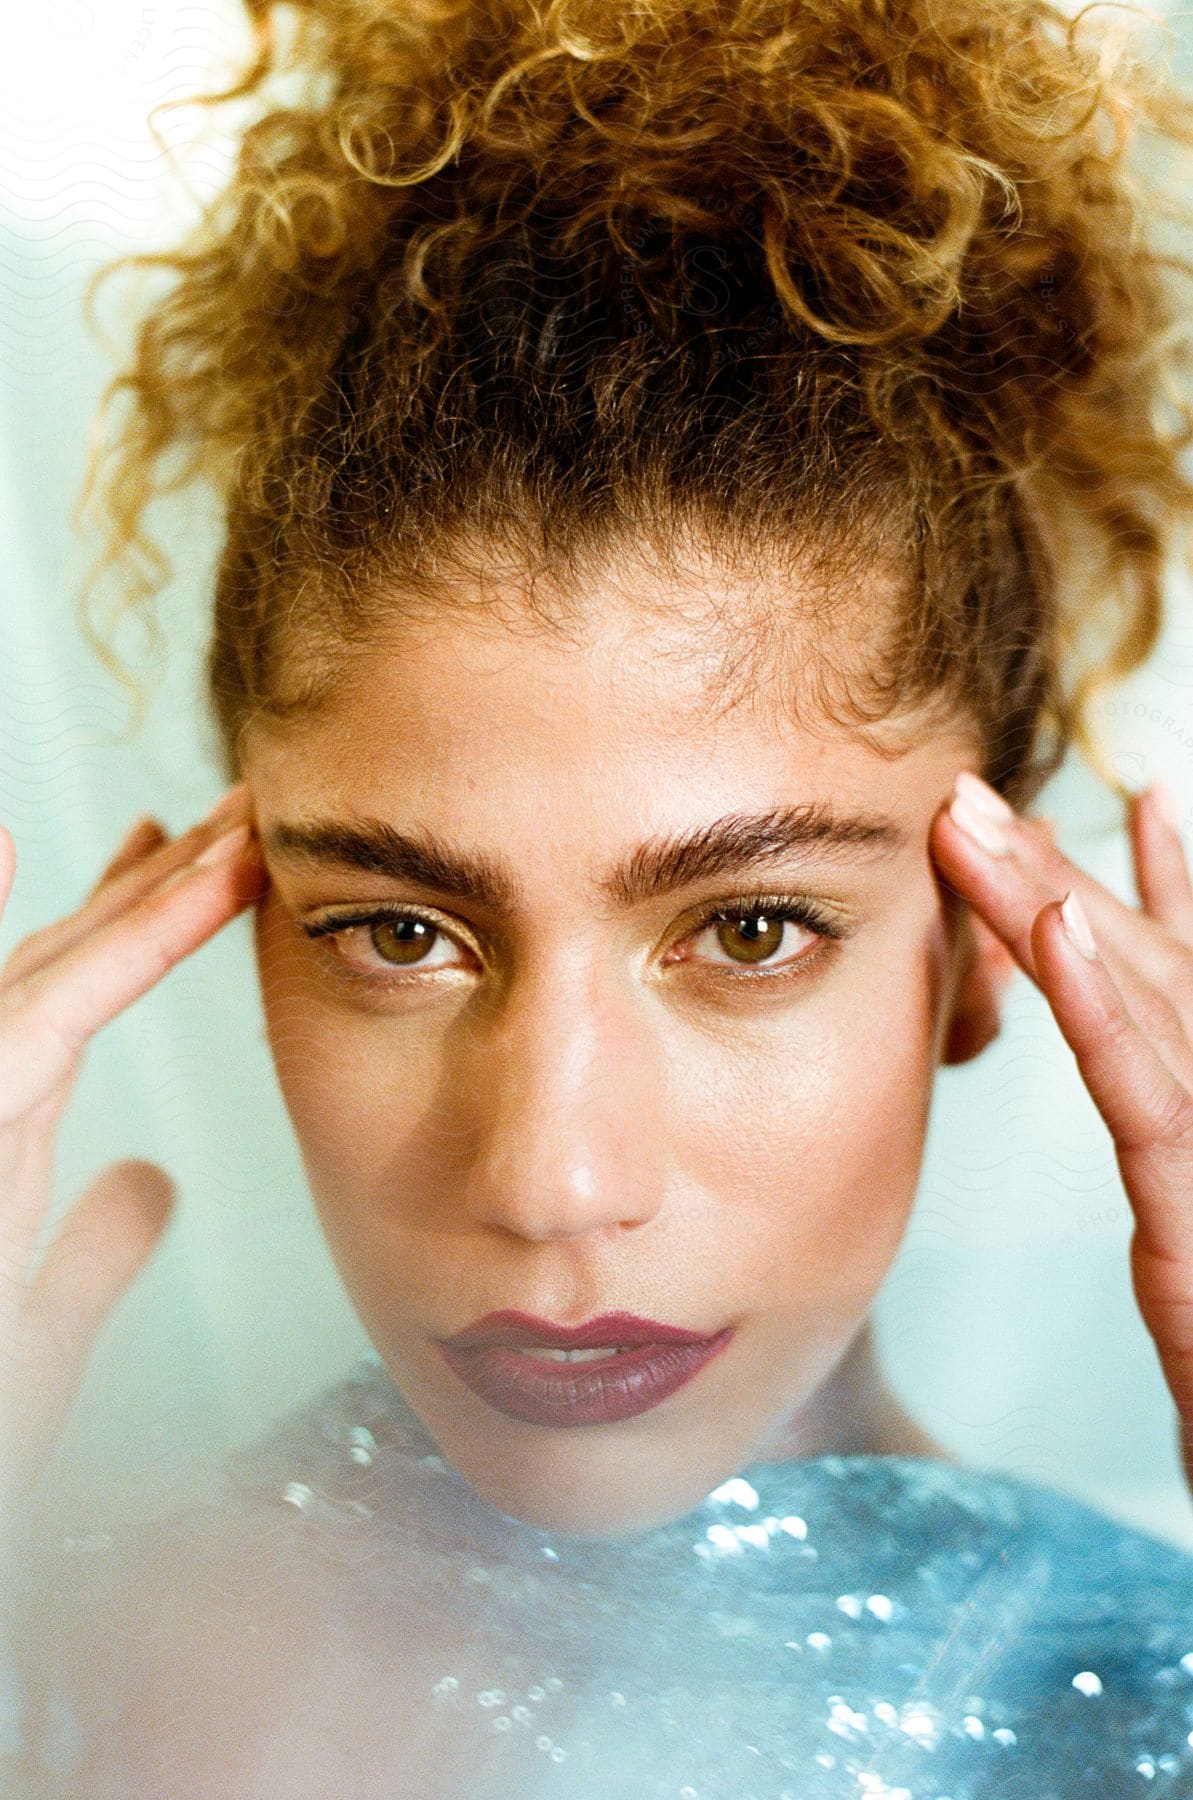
[437,1310,735,1428]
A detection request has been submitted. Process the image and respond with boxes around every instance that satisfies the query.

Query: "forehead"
[246,569,974,819]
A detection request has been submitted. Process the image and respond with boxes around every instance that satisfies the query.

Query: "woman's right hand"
[0,782,267,1502]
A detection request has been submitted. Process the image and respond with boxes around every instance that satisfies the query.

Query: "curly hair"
[74,0,1193,805]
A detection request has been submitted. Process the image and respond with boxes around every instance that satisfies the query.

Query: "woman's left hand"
[930,768,1193,1495]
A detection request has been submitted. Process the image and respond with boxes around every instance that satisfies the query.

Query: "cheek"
[253,900,445,1193]
[669,928,943,1297]
[253,892,947,1302]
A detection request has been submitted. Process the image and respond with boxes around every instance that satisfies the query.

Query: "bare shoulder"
[16,1491,454,1797]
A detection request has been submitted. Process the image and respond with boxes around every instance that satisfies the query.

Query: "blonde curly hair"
[75,0,1193,805]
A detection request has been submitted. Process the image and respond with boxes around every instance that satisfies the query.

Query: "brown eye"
[682,900,835,976]
[712,913,793,965]
[301,906,467,981]
[368,917,439,965]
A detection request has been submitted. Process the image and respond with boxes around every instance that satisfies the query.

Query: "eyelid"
[678,891,850,939]
[676,893,845,977]
[300,891,851,986]
[301,903,474,966]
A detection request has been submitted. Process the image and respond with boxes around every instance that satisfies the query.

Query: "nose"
[461,963,667,1244]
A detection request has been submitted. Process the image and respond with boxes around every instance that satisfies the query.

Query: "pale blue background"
[5,0,1193,1550]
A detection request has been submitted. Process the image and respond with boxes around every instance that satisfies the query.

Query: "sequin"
[898,1706,940,1749]
[9,1352,1193,1799]
[708,1477,760,1511]
[349,1426,375,1467]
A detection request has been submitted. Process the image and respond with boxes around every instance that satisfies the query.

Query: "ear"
[939,907,1018,1066]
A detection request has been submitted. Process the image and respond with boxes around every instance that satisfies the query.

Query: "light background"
[5,0,1193,1550]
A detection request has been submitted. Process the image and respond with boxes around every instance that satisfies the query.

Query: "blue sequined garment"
[6,1351,1193,1798]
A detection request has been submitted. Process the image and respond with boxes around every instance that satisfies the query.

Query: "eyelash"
[299,893,847,990]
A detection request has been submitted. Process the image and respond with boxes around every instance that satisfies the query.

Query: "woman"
[5,0,1193,1791]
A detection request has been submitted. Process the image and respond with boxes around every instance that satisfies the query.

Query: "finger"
[1023,814,1056,851]
[1032,895,1193,1232]
[0,824,266,1119]
[1,783,251,988]
[0,1067,85,1296]
[933,770,1185,993]
[1130,781,1193,944]
[1031,893,1193,1448]
[91,816,166,890]
[0,824,13,925]
[1,1160,174,1494]
[23,1159,175,1346]
[932,780,1193,1087]
[0,819,259,1293]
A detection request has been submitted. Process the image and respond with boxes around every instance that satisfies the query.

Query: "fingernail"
[1060,888,1098,960]
[954,769,1015,822]
[194,821,252,868]
[1149,777,1182,835]
[949,786,1012,856]
[202,782,250,829]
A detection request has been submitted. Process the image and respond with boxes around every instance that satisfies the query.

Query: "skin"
[3,569,1193,1537]
[245,591,979,1532]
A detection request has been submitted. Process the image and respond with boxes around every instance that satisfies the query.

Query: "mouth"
[436,1310,735,1428]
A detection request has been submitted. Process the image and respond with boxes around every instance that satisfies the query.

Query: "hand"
[0,784,267,1501]
[931,768,1193,1493]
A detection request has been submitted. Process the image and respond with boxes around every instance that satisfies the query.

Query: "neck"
[750,1320,955,1465]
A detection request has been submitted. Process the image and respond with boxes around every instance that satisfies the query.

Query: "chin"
[429,1412,739,1538]
[383,1341,770,1536]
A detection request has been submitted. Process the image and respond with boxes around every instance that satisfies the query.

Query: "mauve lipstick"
[436,1309,734,1427]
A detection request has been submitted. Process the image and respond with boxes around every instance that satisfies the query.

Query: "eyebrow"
[261,802,906,913]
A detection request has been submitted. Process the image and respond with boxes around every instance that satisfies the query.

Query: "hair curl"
[75,0,1193,804]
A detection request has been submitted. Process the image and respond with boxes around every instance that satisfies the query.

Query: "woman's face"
[246,571,985,1533]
